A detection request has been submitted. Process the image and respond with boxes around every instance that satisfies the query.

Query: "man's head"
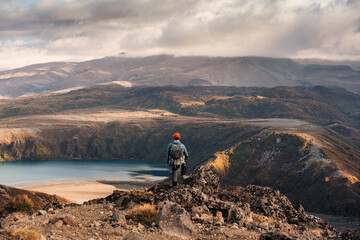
[173,132,181,140]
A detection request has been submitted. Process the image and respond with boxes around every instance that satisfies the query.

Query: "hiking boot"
[172,181,178,187]
[181,165,187,176]
[182,175,189,180]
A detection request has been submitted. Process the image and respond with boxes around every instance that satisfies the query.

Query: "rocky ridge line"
[90,166,349,239]
[1,166,359,239]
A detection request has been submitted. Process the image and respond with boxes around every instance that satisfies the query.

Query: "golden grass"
[243,95,267,100]
[180,101,205,107]
[126,203,158,225]
[348,176,359,184]
[206,152,230,177]
[10,227,43,240]
[11,195,34,213]
[127,188,148,200]
[201,96,234,101]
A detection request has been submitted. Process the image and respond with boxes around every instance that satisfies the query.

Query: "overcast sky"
[0,0,359,70]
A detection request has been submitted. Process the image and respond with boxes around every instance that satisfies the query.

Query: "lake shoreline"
[0,159,169,188]
[23,179,160,204]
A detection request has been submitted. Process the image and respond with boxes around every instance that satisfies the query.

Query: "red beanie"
[173,133,181,140]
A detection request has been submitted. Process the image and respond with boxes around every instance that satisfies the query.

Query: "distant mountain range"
[0,55,359,98]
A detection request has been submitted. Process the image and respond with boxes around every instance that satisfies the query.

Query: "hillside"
[0,184,69,219]
[207,131,360,217]
[0,55,359,98]
[0,85,359,217]
[1,85,360,127]
[1,85,360,165]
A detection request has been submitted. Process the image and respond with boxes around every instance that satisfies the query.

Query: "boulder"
[214,211,224,225]
[37,210,47,215]
[54,220,63,228]
[0,218,11,229]
[191,205,211,217]
[49,214,76,226]
[258,222,269,230]
[191,205,213,223]
[111,209,127,225]
[122,231,147,240]
[156,201,197,238]
[10,212,29,221]
[260,231,295,240]
[227,205,249,226]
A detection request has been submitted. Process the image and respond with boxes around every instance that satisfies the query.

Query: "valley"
[0,85,359,218]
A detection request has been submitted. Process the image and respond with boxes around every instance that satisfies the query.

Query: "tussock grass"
[127,188,151,200]
[126,203,158,225]
[206,152,230,177]
[11,195,34,213]
[10,227,43,240]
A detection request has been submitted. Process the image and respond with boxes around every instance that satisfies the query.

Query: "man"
[167,132,188,187]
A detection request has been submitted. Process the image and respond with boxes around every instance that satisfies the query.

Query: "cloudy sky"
[0,0,359,70]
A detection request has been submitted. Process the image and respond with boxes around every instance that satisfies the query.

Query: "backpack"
[170,143,184,159]
[169,143,185,167]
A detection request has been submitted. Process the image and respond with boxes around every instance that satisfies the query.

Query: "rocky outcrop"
[182,166,221,194]
[99,165,340,239]
[243,185,307,224]
[2,166,357,239]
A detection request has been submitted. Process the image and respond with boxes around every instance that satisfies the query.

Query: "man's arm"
[167,143,172,164]
[182,144,189,160]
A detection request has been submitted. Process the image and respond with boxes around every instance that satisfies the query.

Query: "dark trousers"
[171,164,186,185]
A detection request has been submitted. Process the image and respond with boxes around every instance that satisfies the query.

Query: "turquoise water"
[0,160,169,187]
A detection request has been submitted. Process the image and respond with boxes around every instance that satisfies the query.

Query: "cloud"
[0,0,359,70]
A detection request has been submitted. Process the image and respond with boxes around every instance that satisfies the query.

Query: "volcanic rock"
[341,229,360,240]
[122,231,147,240]
[260,231,295,240]
[156,201,197,238]
[227,204,250,226]
[111,209,127,225]
[49,214,76,226]
[243,185,307,224]
[86,165,341,239]
[182,165,220,194]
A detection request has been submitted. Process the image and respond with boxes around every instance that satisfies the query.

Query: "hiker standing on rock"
[167,133,188,187]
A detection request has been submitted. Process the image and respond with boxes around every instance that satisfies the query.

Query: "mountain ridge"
[0,55,359,97]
